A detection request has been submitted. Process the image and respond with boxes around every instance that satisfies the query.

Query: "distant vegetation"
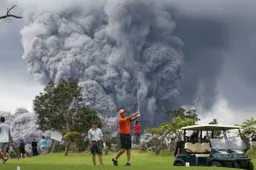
[1,78,255,157]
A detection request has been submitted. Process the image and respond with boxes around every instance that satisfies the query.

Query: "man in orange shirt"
[112,109,140,166]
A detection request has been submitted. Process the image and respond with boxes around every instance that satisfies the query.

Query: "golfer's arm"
[124,112,140,121]
[88,131,92,143]
[100,130,104,142]
[130,116,137,122]
[9,131,12,142]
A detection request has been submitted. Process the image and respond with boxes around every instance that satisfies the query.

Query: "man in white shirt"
[0,117,11,163]
[88,122,104,165]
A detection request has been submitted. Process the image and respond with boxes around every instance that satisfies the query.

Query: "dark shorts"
[120,134,131,149]
[20,147,26,154]
[90,141,103,155]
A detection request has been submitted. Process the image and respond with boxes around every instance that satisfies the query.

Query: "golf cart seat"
[194,143,210,157]
[185,142,195,153]
[202,142,211,152]
[194,143,205,152]
[185,142,210,157]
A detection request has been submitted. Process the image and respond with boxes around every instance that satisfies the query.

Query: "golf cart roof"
[181,124,240,131]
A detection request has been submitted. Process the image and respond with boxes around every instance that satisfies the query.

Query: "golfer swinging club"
[112,108,140,166]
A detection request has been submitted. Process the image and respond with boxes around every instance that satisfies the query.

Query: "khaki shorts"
[0,143,8,152]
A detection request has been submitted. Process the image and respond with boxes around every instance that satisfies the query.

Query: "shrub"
[139,141,148,152]
[246,148,256,157]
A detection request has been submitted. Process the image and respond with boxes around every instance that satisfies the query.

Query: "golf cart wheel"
[210,161,222,167]
[174,162,184,166]
[247,162,254,170]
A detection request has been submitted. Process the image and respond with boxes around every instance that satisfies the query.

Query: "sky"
[0,0,256,125]
[0,3,44,113]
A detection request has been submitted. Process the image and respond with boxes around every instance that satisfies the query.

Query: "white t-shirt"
[0,123,10,143]
[88,128,103,142]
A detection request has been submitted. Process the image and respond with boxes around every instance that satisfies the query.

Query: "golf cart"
[173,124,254,170]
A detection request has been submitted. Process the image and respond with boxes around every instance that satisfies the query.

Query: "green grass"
[1,151,255,170]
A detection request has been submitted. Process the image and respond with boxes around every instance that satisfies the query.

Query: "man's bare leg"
[0,151,6,160]
[127,149,131,163]
[114,149,125,160]
[92,154,96,165]
[112,149,125,166]
[1,149,8,163]
[99,155,103,164]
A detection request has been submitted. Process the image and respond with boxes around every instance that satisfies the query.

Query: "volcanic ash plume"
[20,0,184,125]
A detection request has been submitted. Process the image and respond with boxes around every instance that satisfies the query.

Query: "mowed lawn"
[1,151,255,170]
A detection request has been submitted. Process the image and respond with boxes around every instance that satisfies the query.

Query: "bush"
[63,132,80,142]
[75,137,87,152]
[109,135,121,152]
[51,142,65,153]
[246,148,256,157]
[139,142,148,152]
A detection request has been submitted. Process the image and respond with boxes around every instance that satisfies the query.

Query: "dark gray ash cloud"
[7,0,256,127]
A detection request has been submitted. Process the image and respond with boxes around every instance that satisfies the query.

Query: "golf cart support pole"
[223,130,228,139]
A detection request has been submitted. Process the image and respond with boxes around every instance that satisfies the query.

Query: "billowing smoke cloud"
[12,0,184,127]
[10,112,52,154]
[0,108,51,155]
[7,0,256,127]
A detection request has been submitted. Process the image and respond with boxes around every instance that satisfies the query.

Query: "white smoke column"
[14,0,184,125]
[10,112,52,155]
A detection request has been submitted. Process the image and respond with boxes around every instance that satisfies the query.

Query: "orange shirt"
[119,117,131,134]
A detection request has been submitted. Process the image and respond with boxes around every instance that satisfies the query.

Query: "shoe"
[125,162,131,166]
[112,158,118,166]
[2,158,8,164]
[93,162,96,165]
[100,163,104,165]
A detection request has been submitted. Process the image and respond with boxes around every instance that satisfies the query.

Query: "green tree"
[185,109,201,123]
[235,118,256,151]
[166,108,186,120]
[33,79,101,156]
[166,107,200,123]
[146,116,194,155]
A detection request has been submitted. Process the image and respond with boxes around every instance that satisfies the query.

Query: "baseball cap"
[119,109,126,115]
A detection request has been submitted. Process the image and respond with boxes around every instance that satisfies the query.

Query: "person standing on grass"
[31,139,38,156]
[40,136,47,154]
[0,117,11,163]
[133,120,141,145]
[19,139,27,158]
[112,109,140,166]
[88,122,104,165]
